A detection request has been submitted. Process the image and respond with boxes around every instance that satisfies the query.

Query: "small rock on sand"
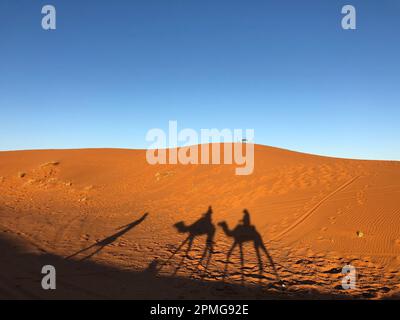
[356,231,364,238]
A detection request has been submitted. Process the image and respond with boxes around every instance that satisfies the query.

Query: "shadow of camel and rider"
[65,206,283,288]
[161,206,283,287]
[66,212,149,261]
[159,206,216,277]
[218,209,283,286]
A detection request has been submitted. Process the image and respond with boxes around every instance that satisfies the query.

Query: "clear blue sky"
[1,0,399,160]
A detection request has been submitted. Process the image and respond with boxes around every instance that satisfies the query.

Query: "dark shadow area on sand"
[2,228,395,300]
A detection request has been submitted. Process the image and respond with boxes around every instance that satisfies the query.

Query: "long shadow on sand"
[159,206,216,277]
[65,213,148,261]
[218,209,284,287]
[0,230,375,300]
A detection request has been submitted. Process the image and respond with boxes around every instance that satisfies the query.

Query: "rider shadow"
[66,212,149,261]
[218,210,283,287]
[160,206,216,277]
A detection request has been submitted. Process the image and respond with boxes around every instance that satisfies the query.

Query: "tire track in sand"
[271,176,360,241]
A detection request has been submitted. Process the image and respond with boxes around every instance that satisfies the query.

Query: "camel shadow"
[66,212,149,261]
[218,209,284,287]
[160,206,216,277]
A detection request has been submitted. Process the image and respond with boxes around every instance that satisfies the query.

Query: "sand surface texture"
[0,145,399,299]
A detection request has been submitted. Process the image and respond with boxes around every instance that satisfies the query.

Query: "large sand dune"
[0,145,399,299]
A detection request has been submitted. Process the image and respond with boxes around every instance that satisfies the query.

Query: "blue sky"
[0,0,399,159]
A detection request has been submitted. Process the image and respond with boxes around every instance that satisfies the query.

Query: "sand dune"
[0,145,399,299]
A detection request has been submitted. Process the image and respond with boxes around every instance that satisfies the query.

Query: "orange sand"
[0,145,399,299]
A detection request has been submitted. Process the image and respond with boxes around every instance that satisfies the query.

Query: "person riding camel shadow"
[218,210,284,287]
[66,213,149,261]
[161,206,216,276]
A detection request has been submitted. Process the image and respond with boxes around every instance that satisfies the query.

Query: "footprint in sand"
[356,190,365,205]
[80,234,90,241]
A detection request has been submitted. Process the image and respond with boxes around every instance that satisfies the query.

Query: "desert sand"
[0,144,399,299]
